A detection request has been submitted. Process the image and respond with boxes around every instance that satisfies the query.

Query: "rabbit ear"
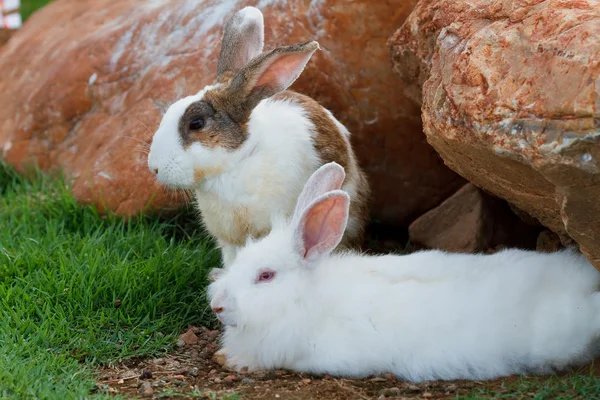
[293,162,346,219]
[224,41,320,118]
[216,7,265,81]
[292,190,350,262]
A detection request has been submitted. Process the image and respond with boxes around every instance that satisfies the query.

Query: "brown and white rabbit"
[147,6,370,267]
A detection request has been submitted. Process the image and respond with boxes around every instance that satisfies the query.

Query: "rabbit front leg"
[215,347,260,372]
[220,242,238,268]
[208,243,237,282]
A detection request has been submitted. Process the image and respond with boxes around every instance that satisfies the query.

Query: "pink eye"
[256,269,276,283]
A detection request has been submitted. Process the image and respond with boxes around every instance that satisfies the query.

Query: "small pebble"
[423,392,433,398]
[138,382,153,398]
[139,369,152,380]
[444,383,457,392]
[209,369,217,375]
[179,329,199,345]
[113,299,122,308]
[173,369,188,376]
[152,358,166,366]
[371,377,387,382]
[214,377,222,384]
[407,384,421,392]
[241,377,254,384]
[176,339,186,347]
[213,352,227,367]
[383,373,396,381]
[188,367,199,377]
[302,378,312,385]
[224,375,236,382]
[379,387,401,398]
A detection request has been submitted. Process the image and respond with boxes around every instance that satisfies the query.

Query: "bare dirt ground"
[96,325,592,400]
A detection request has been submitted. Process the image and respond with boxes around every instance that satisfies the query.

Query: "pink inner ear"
[254,52,314,92]
[302,197,347,259]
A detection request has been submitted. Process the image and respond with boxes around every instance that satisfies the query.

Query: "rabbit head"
[207,162,349,328]
[147,6,320,189]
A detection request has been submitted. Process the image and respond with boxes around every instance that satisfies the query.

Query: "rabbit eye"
[256,269,276,283]
[189,118,205,130]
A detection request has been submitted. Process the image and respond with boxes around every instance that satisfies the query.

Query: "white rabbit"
[208,162,600,382]
[147,6,370,268]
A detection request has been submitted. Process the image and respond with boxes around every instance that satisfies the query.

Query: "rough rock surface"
[536,230,564,253]
[0,0,463,223]
[0,30,11,46]
[409,183,539,253]
[390,0,600,267]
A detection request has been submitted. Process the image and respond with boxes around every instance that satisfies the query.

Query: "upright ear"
[216,7,265,82]
[292,191,350,263]
[227,41,320,113]
[293,162,346,219]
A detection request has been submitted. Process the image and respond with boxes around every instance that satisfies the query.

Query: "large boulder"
[0,0,464,223]
[0,30,12,46]
[390,0,600,267]
[408,183,540,253]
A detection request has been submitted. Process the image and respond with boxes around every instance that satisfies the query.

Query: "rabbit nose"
[212,306,224,314]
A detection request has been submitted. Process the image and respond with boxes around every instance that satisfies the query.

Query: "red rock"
[178,329,199,345]
[390,0,600,267]
[0,30,12,46]
[0,0,463,225]
[409,184,539,253]
[536,230,564,253]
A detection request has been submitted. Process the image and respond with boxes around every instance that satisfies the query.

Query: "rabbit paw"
[214,348,257,372]
[208,267,224,282]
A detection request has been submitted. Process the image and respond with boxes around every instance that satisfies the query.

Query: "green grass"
[462,367,600,399]
[0,162,220,399]
[20,0,53,21]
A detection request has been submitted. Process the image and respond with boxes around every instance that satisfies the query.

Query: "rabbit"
[208,161,600,382]
[147,6,370,268]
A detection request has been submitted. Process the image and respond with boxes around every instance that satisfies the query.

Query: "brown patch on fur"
[273,91,349,171]
[219,205,270,246]
[345,166,371,249]
[203,86,252,126]
[179,94,248,151]
[273,91,371,249]
[216,71,234,84]
[179,42,321,152]
[194,165,224,183]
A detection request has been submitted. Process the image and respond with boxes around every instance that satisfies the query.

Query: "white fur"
[208,166,600,382]
[236,7,263,30]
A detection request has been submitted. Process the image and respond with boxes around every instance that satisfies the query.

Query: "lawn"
[20,0,54,21]
[0,162,219,398]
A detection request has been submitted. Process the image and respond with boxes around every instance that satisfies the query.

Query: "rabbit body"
[209,163,600,382]
[190,92,368,264]
[147,8,369,267]
[220,247,600,381]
